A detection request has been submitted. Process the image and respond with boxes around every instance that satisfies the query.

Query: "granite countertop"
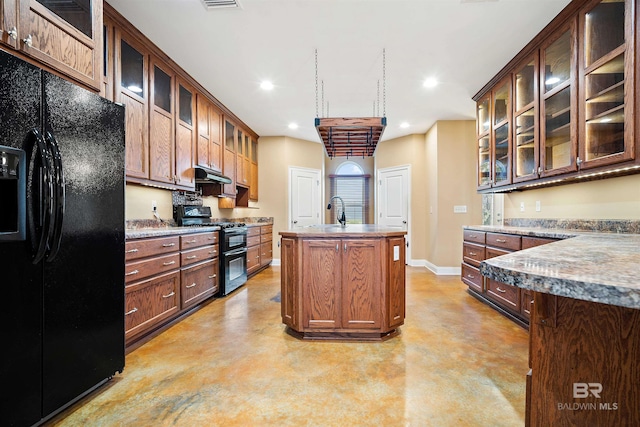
[280,224,407,238]
[464,225,584,240]
[126,226,220,239]
[480,233,640,310]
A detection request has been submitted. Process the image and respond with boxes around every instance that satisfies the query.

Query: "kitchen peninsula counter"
[279,225,407,341]
[476,227,640,426]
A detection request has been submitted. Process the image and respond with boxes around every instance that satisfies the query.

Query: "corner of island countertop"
[279,224,407,237]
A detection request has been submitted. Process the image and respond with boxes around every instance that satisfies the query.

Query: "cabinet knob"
[23,34,32,47]
[7,27,17,40]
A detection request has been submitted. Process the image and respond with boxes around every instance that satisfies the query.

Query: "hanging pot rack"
[314,49,387,158]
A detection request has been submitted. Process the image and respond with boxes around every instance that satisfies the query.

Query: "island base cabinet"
[528,293,640,426]
[280,234,405,341]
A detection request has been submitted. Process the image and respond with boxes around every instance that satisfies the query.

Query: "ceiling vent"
[201,0,242,10]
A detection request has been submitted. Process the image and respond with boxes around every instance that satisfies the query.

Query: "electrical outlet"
[152,200,157,212]
[535,200,541,212]
[453,205,467,213]
[520,202,525,212]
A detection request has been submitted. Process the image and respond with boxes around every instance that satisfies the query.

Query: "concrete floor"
[47,266,529,426]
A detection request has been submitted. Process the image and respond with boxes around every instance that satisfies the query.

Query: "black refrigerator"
[0,50,125,426]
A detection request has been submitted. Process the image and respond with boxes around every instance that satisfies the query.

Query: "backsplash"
[504,218,640,234]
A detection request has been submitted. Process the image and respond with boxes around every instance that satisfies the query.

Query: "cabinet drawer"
[261,224,273,235]
[485,246,511,259]
[463,230,486,244]
[261,233,273,243]
[181,244,219,266]
[181,259,218,309]
[125,270,180,341]
[521,236,557,249]
[247,235,261,247]
[180,232,218,250]
[247,226,261,237]
[260,241,273,266]
[486,279,520,312]
[463,243,485,267]
[125,236,180,261]
[521,289,534,320]
[247,245,261,273]
[125,253,181,284]
[486,233,521,251]
[461,263,483,293]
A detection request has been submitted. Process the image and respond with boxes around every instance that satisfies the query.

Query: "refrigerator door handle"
[27,128,54,265]
[44,131,65,262]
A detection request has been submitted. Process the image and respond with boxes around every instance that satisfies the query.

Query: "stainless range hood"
[194,166,232,185]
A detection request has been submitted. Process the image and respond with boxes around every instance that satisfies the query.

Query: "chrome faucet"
[327,196,347,228]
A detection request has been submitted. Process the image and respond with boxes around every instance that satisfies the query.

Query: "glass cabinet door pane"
[477,98,490,134]
[478,136,491,186]
[237,130,244,155]
[544,87,572,170]
[245,135,250,157]
[543,30,571,93]
[153,66,171,113]
[225,121,235,151]
[493,123,509,182]
[121,40,144,96]
[179,85,192,125]
[493,83,509,125]
[515,110,536,177]
[515,60,535,111]
[251,139,257,162]
[584,0,625,67]
[37,0,92,37]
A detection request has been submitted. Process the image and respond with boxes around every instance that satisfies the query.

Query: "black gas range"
[174,205,248,296]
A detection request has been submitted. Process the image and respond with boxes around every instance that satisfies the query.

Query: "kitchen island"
[481,234,640,426]
[279,225,407,341]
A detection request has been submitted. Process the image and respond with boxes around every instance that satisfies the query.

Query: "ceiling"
[107,0,572,146]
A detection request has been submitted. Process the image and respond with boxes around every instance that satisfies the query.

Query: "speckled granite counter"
[479,231,640,310]
[280,224,406,238]
[126,226,220,239]
[464,224,583,240]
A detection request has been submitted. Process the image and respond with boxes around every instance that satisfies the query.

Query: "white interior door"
[289,167,321,228]
[377,166,410,262]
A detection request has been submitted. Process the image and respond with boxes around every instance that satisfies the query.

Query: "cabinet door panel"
[210,108,222,172]
[302,239,341,329]
[260,241,272,267]
[181,259,217,309]
[1,0,18,49]
[149,111,173,183]
[280,238,297,328]
[175,80,194,188]
[342,239,381,330]
[387,237,405,328]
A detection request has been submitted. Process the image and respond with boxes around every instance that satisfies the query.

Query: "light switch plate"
[520,202,525,212]
[453,205,467,213]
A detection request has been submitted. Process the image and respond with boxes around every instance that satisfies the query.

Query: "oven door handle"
[225,247,248,256]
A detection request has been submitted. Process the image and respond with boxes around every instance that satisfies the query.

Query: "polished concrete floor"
[47,266,529,426]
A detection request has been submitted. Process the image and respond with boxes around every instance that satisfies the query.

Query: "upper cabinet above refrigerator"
[0,0,103,90]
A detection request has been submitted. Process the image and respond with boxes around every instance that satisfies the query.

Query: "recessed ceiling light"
[288,123,299,129]
[260,80,274,91]
[423,77,438,88]
[400,122,410,128]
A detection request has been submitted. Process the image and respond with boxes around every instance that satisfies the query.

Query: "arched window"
[329,162,370,224]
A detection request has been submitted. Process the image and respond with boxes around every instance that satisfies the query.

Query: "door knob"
[402,220,407,224]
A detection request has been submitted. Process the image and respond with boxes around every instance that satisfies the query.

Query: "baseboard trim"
[271,259,281,266]
[425,260,462,276]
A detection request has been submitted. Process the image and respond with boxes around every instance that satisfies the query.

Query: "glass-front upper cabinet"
[579,0,633,169]
[540,23,577,177]
[37,0,93,37]
[513,56,538,182]
[492,77,511,187]
[476,95,491,189]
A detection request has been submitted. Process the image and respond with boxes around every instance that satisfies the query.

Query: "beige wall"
[504,174,640,219]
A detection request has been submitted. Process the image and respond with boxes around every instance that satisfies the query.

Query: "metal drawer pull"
[162,291,175,298]
[162,243,176,247]
[256,256,260,259]
[125,270,139,276]
[208,237,216,240]
[186,283,197,288]
[162,261,176,266]
[336,244,338,252]
[208,274,217,279]
[469,251,477,256]
[496,287,507,293]
[126,248,139,253]
[495,239,507,243]
[186,255,198,260]
[186,239,197,244]
[125,307,138,315]
[209,250,217,254]
[344,243,347,253]
[467,274,475,279]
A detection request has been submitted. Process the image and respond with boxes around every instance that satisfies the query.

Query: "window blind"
[329,174,370,224]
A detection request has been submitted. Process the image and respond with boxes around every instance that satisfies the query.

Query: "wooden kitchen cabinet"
[236,128,250,187]
[247,224,273,277]
[149,55,175,184]
[473,0,639,192]
[280,231,406,340]
[249,137,258,201]
[0,0,102,90]
[174,77,195,189]
[196,94,223,172]
[221,119,237,198]
[181,258,218,309]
